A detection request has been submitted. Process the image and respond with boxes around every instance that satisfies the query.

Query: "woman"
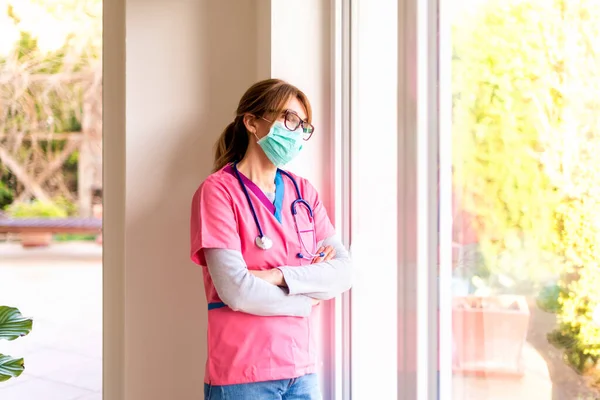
[190,79,353,399]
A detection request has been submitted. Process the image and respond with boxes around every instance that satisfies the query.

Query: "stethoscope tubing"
[232,162,324,258]
[234,163,266,239]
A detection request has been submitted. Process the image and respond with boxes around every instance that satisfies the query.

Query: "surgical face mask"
[256,121,304,167]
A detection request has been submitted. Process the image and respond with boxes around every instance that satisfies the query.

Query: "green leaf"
[0,307,33,341]
[0,354,25,382]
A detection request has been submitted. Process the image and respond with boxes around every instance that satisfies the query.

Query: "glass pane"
[0,1,103,398]
[444,0,600,398]
[349,0,399,398]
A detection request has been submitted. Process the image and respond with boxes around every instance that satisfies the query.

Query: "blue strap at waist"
[208,302,227,310]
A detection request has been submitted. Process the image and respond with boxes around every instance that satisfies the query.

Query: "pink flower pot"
[20,232,52,248]
[452,295,530,378]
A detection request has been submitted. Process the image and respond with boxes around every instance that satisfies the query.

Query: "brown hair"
[213,79,312,172]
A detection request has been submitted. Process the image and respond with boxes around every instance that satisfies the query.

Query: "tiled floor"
[0,242,102,400]
[452,343,552,399]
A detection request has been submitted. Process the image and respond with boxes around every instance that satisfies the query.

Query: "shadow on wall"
[124,1,258,398]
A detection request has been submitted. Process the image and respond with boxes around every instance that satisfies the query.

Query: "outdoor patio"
[0,242,102,400]
[453,343,552,399]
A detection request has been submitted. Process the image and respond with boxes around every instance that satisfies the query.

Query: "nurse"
[190,78,353,400]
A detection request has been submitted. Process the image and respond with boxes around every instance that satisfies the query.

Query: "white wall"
[124,1,258,399]
[104,0,335,399]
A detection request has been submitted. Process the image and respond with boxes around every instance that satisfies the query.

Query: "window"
[342,0,600,399]
[348,0,400,392]
[342,0,440,397]
[445,0,600,399]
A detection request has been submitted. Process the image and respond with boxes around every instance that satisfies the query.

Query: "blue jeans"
[204,373,321,400]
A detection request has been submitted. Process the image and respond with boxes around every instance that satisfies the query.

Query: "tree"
[452,0,562,285]
[536,0,600,373]
[0,0,102,215]
[454,0,600,376]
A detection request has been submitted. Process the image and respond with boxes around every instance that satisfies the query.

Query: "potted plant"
[452,294,530,377]
[0,306,33,382]
[5,200,67,248]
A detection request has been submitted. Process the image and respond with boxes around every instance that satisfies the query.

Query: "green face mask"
[257,121,304,167]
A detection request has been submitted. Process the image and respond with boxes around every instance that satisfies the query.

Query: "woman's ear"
[243,114,259,136]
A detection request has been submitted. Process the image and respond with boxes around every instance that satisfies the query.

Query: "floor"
[0,242,102,400]
[452,343,553,399]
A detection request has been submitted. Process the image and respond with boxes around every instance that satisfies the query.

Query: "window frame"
[397,0,441,398]
[332,0,352,399]
[344,0,401,398]
[338,0,443,397]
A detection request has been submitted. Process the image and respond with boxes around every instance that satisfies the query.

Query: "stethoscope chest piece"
[255,235,273,250]
[232,162,318,256]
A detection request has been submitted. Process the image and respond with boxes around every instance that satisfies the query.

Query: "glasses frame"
[262,109,315,141]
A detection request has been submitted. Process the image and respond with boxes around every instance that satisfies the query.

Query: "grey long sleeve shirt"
[277,235,352,299]
[204,235,352,317]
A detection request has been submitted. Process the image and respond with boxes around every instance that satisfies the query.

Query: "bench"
[0,218,102,234]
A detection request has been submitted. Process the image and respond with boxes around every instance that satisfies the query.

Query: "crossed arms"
[204,235,353,317]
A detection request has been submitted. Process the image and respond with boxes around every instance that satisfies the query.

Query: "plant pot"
[20,232,53,248]
[452,295,530,378]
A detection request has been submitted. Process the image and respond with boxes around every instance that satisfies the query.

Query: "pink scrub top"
[190,164,336,385]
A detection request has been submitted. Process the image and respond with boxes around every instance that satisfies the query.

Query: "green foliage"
[454,0,600,377]
[1,30,88,133]
[0,307,33,341]
[0,181,14,210]
[553,197,600,372]
[54,233,96,242]
[52,196,78,216]
[0,306,33,382]
[5,200,67,218]
[537,283,563,313]
[0,356,25,383]
[15,31,38,59]
[541,0,600,375]
[1,0,101,204]
[452,0,561,280]
[7,4,20,24]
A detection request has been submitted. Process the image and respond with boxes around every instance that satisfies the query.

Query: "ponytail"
[213,116,249,172]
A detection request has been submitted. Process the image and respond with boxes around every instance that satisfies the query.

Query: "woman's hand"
[311,245,336,264]
[306,247,338,305]
[249,269,285,286]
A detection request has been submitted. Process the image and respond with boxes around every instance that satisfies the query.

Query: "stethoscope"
[232,162,325,259]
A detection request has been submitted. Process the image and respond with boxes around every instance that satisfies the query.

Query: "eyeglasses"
[262,110,315,141]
